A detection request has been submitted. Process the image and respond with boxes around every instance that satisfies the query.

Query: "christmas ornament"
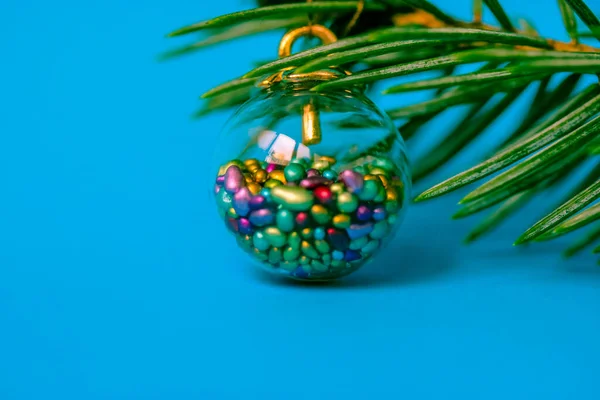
[212,24,410,281]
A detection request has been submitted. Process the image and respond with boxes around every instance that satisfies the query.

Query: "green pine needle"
[166,0,600,259]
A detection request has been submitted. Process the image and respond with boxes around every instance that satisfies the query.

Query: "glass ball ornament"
[211,26,410,281]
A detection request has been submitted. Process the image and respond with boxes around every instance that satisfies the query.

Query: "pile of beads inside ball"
[214,156,405,281]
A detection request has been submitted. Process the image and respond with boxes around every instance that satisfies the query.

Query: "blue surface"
[1,0,600,398]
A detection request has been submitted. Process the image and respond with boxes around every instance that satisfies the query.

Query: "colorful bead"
[224,165,245,194]
[270,186,314,211]
[338,170,364,194]
[347,222,374,240]
[214,155,405,281]
[249,209,274,227]
[276,209,295,233]
[337,192,358,213]
[284,163,305,182]
[314,186,333,204]
[356,205,372,221]
[332,214,351,229]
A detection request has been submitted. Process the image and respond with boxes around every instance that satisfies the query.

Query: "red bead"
[314,186,333,204]
[295,212,309,228]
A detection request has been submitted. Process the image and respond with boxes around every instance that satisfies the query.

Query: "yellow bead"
[378,175,390,188]
[244,158,259,167]
[247,164,261,173]
[370,167,387,176]
[247,182,261,195]
[386,188,398,201]
[319,155,337,165]
[254,170,267,183]
[244,173,254,183]
[268,170,287,184]
[364,174,378,181]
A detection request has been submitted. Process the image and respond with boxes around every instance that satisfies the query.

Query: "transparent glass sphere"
[212,70,410,281]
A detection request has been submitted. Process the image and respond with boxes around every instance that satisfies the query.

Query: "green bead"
[288,232,301,249]
[362,240,380,254]
[216,188,233,211]
[280,260,298,271]
[260,161,268,169]
[311,260,328,272]
[291,158,309,167]
[269,247,283,264]
[388,214,398,225]
[314,240,330,254]
[374,185,387,202]
[301,241,320,259]
[322,254,332,266]
[371,158,395,172]
[330,183,345,195]
[283,246,300,261]
[311,204,331,225]
[300,264,313,274]
[264,179,282,188]
[301,227,313,239]
[271,186,314,211]
[353,165,366,174]
[264,227,287,248]
[331,260,346,268]
[385,201,399,214]
[337,192,358,213]
[276,209,295,232]
[370,220,389,239]
[252,247,269,261]
[226,207,238,218]
[253,231,270,251]
[236,234,254,253]
[332,214,351,229]
[284,163,305,182]
[349,236,369,250]
[358,180,379,201]
[299,255,310,265]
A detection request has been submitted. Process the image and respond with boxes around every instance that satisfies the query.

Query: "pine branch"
[165,0,600,259]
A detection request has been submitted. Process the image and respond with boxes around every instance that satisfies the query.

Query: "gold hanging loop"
[277,24,337,146]
[278,24,337,58]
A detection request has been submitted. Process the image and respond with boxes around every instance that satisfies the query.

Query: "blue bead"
[314,227,326,240]
[293,266,310,279]
[332,250,344,261]
[344,250,361,262]
[323,169,337,180]
[259,188,272,202]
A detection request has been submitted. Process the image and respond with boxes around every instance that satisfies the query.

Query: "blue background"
[2,0,600,398]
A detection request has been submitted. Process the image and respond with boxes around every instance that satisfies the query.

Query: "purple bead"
[232,187,252,217]
[238,218,253,235]
[216,175,225,186]
[224,165,245,194]
[299,176,332,190]
[327,228,349,251]
[306,168,321,177]
[373,207,386,221]
[338,170,364,194]
[266,163,278,173]
[249,195,266,210]
[346,222,373,240]
[356,205,372,222]
[344,250,361,262]
[249,209,274,227]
